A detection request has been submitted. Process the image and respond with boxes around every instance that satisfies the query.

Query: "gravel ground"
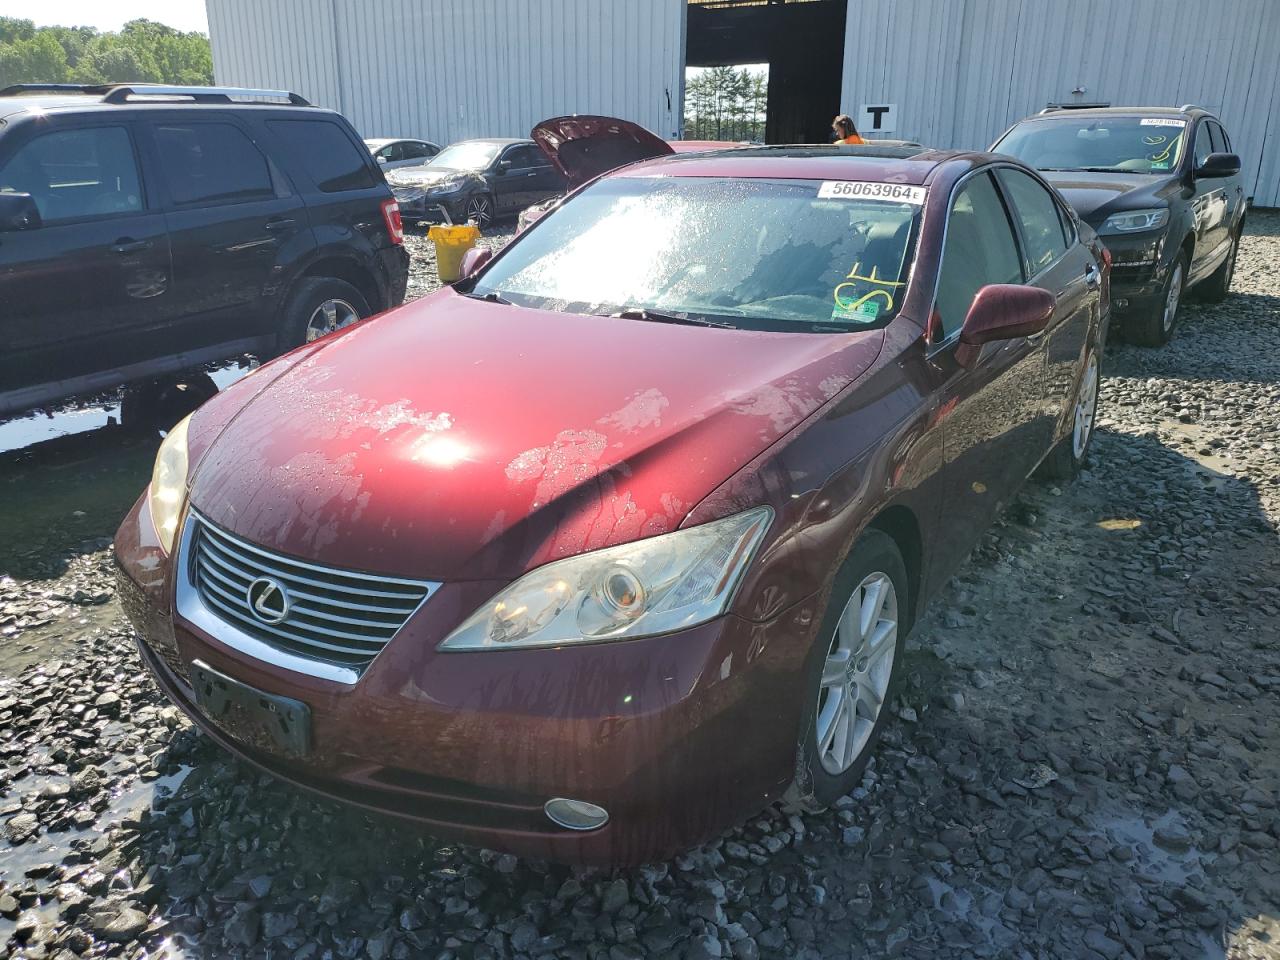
[1,214,1278,960]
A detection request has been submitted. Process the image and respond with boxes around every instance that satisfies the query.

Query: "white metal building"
[208,0,1280,205]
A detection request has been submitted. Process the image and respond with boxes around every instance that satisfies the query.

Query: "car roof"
[1023,106,1213,121]
[614,145,982,184]
[449,138,531,147]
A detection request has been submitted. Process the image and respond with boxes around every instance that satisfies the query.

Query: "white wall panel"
[840,0,1280,205]
[208,0,685,146]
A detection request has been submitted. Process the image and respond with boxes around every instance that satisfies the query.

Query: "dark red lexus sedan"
[116,145,1108,865]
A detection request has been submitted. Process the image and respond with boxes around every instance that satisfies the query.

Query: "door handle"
[111,239,152,254]
[264,218,296,232]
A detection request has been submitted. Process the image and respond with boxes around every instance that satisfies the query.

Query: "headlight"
[149,414,191,553]
[439,506,773,651]
[427,177,468,195]
[1099,208,1169,235]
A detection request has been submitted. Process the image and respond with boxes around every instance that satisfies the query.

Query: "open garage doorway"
[685,0,848,145]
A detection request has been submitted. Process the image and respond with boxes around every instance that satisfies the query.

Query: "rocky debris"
[1,215,1279,959]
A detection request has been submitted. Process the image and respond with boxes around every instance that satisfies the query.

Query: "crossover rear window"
[268,119,377,192]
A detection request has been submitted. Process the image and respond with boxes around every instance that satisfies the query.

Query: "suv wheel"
[278,278,371,354]
[1198,229,1240,303]
[1126,252,1186,347]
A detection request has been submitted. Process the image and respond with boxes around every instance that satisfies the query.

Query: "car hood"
[1040,170,1179,224]
[532,115,674,188]
[188,291,883,580]
[386,166,479,188]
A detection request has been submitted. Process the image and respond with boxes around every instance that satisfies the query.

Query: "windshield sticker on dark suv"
[1140,118,1185,128]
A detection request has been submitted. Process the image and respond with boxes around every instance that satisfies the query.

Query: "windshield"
[470,176,921,332]
[995,116,1187,174]
[429,141,502,171]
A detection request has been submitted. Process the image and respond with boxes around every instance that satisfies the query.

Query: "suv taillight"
[381,199,404,245]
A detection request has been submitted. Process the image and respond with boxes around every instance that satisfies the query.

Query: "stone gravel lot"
[1,214,1278,960]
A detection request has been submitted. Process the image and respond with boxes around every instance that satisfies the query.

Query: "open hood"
[531,115,674,188]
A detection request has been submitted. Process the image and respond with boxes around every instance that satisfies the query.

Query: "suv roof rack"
[0,83,311,106]
[1039,101,1112,114]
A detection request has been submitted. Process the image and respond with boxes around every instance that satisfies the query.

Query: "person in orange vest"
[832,114,866,145]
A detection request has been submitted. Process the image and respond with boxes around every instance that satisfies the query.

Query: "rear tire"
[276,277,370,355]
[1198,230,1239,303]
[1125,252,1186,347]
[1038,346,1100,481]
[785,530,908,810]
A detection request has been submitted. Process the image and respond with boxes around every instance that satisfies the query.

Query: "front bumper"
[114,495,815,865]
[392,190,468,224]
[1096,229,1170,312]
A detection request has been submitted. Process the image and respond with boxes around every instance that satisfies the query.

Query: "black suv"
[0,84,410,419]
[992,106,1246,346]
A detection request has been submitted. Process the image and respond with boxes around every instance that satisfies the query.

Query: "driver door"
[928,170,1048,581]
[0,121,173,400]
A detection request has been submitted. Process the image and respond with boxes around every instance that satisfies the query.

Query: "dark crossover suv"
[0,84,409,420]
[993,106,1246,345]
[385,138,566,227]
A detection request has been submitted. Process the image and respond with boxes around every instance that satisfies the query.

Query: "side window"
[267,119,377,192]
[0,126,142,223]
[503,146,540,169]
[1208,122,1229,154]
[1219,125,1232,153]
[1194,122,1214,167]
[155,123,274,206]
[935,172,1024,339]
[995,168,1070,275]
[377,144,401,163]
[402,141,430,160]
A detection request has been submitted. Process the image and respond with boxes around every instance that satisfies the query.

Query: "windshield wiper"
[611,307,733,329]
[465,290,511,305]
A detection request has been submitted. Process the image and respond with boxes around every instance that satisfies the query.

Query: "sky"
[0,0,208,33]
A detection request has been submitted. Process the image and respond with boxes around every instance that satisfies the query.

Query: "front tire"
[276,277,370,355]
[1198,230,1239,303]
[1038,346,1100,481]
[787,530,908,809]
[1125,252,1186,347]
[463,193,494,228]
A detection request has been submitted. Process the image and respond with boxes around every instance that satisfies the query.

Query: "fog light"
[544,798,609,831]
[1114,298,1129,309]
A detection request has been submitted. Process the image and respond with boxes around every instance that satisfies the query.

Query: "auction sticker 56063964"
[818,181,927,204]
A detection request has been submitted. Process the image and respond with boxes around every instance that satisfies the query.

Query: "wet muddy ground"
[0,217,1277,959]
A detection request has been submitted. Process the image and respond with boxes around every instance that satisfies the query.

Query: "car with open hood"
[116,144,1108,865]
[385,137,566,227]
[993,106,1245,346]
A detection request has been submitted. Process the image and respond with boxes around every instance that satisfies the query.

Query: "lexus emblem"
[247,577,290,625]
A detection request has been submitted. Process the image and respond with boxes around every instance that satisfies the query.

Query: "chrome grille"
[188,513,437,670]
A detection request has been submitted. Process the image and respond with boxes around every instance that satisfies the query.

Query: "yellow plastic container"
[428,223,481,283]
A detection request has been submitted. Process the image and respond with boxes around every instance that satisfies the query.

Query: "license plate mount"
[190,659,311,758]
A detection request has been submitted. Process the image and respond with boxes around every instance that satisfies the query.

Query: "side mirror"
[376,155,388,164]
[955,284,1054,367]
[1195,152,1240,179]
[0,192,41,232]
[496,160,511,175]
[458,246,492,280]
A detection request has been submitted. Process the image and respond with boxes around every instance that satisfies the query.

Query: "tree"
[683,65,768,142]
[0,17,210,88]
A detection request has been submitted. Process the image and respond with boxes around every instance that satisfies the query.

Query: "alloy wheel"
[1072,352,1100,460]
[305,298,360,342]
[816,572,898,775]
[465,196,493,227]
